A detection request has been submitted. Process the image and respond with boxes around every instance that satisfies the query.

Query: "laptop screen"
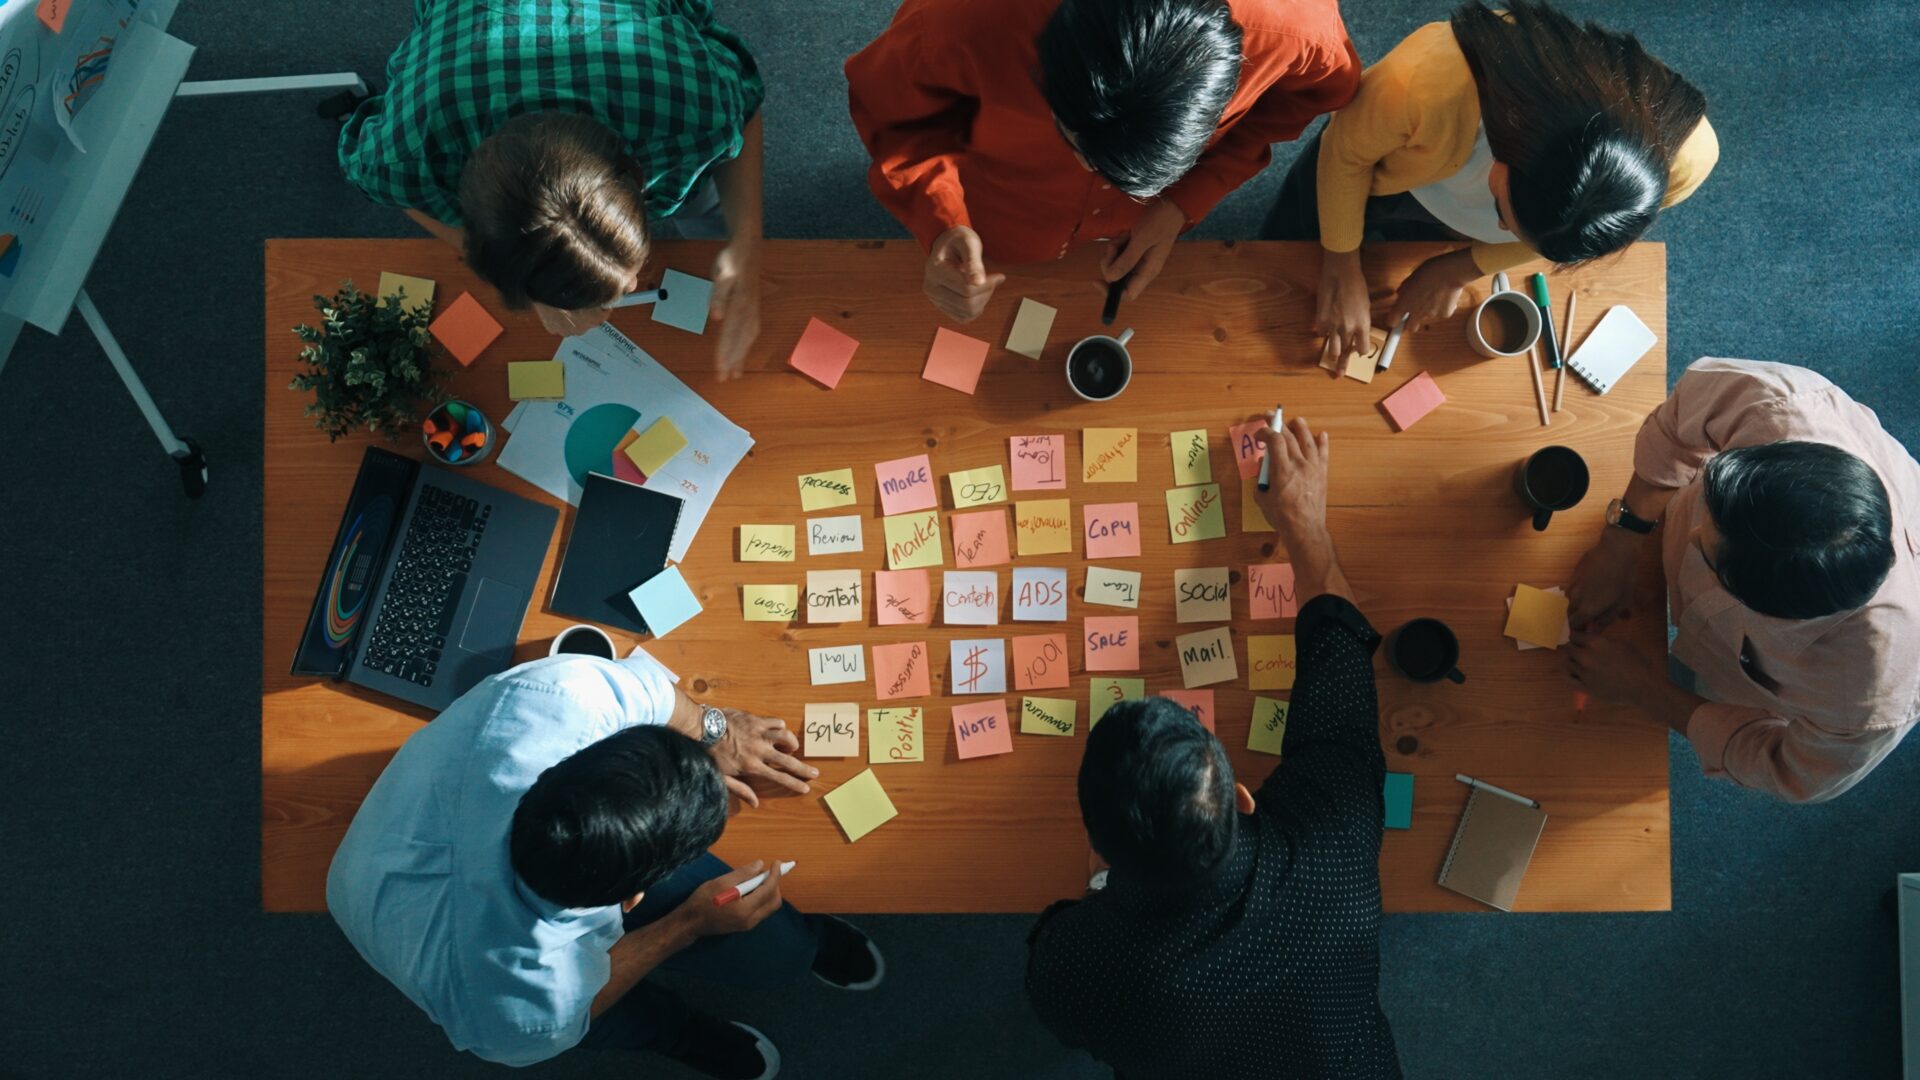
[290,447,418,677]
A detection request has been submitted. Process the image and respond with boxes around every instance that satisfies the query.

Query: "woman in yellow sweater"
[1263,1,1718,361]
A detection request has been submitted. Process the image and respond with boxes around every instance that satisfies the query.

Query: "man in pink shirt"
[1566,359,1920,803]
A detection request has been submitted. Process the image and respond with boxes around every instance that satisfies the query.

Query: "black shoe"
[667,1014,780,1080]
[808,914,885,991]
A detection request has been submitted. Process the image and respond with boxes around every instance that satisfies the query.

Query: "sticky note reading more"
[1174,566,1232,623]
[1248,697,1289,756]
[1083,616,1140,672]
[824,769,897,842]
[876,454,938,516]
[950,509,1011,568]
[804,703,860,757]
[1010,435,1068,491]
[507,360,566,401]
[1021,696,1077,737]
[952,700,1014,759]
[1505,584,1572,650]
[884,510,944,570]
[1248,635,1297,691]
[429,291,503,367]
[1083,503,1142,560]
[1015,500,1074,556]
[875,569,933,625]
[942,571,1001,626]
[788,317,860,389]
[868,706,925,762]
[1170,429,1212,486]
[806,515,864,556]
[652,269,713,335]
[798,468,858,511]
[949,639,1007,695]
[739,524,796,562]
[808,645,866,686]
[629,567,702,638]
[624,417,688,475]
[1083,428,1138,483]
[1084,566,1141,609]
[872,642,932,701]
[806,569,864,623]
[1013,634,1071,691]
[1176,626,1237,688]
[1248,563,1298,619]
[1089,677,1145,727]
[1012,567,1068,622]
[742,584,799,622]
[949,465,1007,509]
[1166,484,1226,543]
[922,327,991,394]
[1006,298,1057,360]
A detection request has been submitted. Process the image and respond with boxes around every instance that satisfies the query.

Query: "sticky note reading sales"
[950,509,1011,568]
[922,327,991,394]
[1383,772,1414,829]
[1166,484,1226,543]
[875,569,933,625]
[1083,616,1140,672]
[739,524,795,562]
[1228,421,1268,480]
[807,569,863,623]
[1083,428,1138,483]
[1382,370,1447,431]
[868,706,925,762]
[376,272,436,317]
[1021,696,1077,737]
[952,700,1013,758]
[1083,503,1142,559]
[1084,567,1141,609]
[652,269,712,335]
[1248,635,1297,691]
[1176,627,1237,688]
[1015,500,1073,556]
[884,510,944,570]
[804,703,860,757]
[624,418,688,475]
[1174,566,1232,623]
[429,291,503,367]
[808,645,865,686]
[1090,677,1145,727]
[824,769,897,842]
[507,360,566,401]
[1248,697,1290,756]
[798,468,858,511]
[1241,478,1275,533]
[876,454,938,516]
[1505,584,1571,649]
[788,317,860,388]
[949,638,1007,695]
[806,515,863,556]
[1006,298,1057,360]
[941,571,1000,626]
[1011,567,1068,621]
[742,584,799,622]
[1157,689,1215,732]
[872,642,932,701]
[1171,429,1212,486]
[630,567,702,637]
[949,465,1007,508]
[1010,435,1068,490]
[1248,563,1298,619]
[1013,634,1071,691]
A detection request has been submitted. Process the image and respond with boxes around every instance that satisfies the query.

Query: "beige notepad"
[1437,786,1547,912]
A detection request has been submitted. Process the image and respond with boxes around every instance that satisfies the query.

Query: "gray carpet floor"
[2,2,1917,1078]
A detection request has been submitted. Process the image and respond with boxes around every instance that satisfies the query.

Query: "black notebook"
[549,472,685,635]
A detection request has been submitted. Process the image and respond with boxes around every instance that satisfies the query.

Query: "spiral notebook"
[1565,305,1657,395]
[1436,784,1547,912]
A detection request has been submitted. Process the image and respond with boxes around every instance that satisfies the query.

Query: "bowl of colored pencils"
[422,399,494,466]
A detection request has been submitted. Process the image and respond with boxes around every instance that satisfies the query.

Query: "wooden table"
[264,239,1670,914]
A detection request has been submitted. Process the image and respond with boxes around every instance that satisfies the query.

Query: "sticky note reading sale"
[872,642,932,702]
[1011,567,1068,621]
[807,570,863,623]
[1171,429,1212,486]
[1021,696,1077,737]
[1083,503,1141,559]
[1248,635,1297,691]
[798,468,857,511]
[949,639,1007,695]
[876,455,938,515]
[824,769,896,842]
[950,509,1011,569]
[1248,697,1289,756]
[1174,566,1232,623]
[1015,500,1074,556]
[1084,566,1141,609]
[1089,677,1145,727]
[868,707,925,763]
[949,465,1007,508]
[1166,484,1226,543]
[1176,627,1237,688]
[742,584,799,622]
[807,515,863,555]
[1013,634,1071,691]
[952,700,1013,758]
[739,524,796,562]
[942,571,1000,626]
[1083,616,1140,672]
[1083,428,1138,483]
[1009,435,1068,490]
[875,569,933,625]
[1158,689,1215,732]
[1248,563,1297,619]
[808,645,866,686]
[1505,584,1571,650]
[1228,421,1268,480]
[883,510,944,570]
[804,703,860,757]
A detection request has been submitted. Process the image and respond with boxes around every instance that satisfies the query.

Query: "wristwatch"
[698,705,728,747]
[1606,497,1657,535]
[1086,870,1110,893]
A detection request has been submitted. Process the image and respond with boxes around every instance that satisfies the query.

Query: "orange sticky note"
[36,0,70,32]
[874,569,933,626]
[950,509,1011,568]
[1228,421,1267,480]
[922,327,990,394]
[428,291,503,367]
[1247,563,1298,619]
[1083,616,1140,673]
[1012,633,1071,690]
[1014,499,1074,556]
[1082,502,1141,559]
[872,641,932,701]
[1381,370,1447,431]
[1156,689,1215,732]
[788,317,860,388]
[952,700,1014,759]
[1082,428,1138,483]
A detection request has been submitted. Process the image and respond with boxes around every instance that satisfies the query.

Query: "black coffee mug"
[1387,618,1465,684]
[550,624,615,659]
[1516,445,1590,531]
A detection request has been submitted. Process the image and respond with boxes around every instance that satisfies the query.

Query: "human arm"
[1566,472,1681,631]
[1311,71,1420,359]
[405,209,464,250]
[844,10,978,251]
[590,861,787,1018]
[707,110,765,379]
[662,686,818,807]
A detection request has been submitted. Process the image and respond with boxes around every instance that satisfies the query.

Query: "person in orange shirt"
[847,0,1360,322]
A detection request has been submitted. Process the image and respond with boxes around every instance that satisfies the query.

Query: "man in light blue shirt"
[327,651,882,1079]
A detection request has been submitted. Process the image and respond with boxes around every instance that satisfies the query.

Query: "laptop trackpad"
[460,578,529,655]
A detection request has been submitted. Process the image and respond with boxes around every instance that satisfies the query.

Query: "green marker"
[1530,273,1563,370]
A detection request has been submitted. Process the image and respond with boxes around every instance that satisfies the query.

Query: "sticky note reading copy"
[788,317,860,389]
[1174,567,1232,623]
[868,707,925,762]
[1084,567,1141,609]
[652,269,713,335]
[1176,627,1237,688]
[630,567,702,637]
[950,509,1011,569]
[1083,503,1142,560]
[1505,584,1571,650]
[1013,634,1071,691]
[949,639,1007,695]
[428,292,503,367]
[798,468,858,511]
[739,524,796,562]
[872,642,932,701]
[1248,563,1298,619]
[949,465,1008,508]
[942,571,1001,626]
[952,700,1014,758]
[808,645,866,686]
[824,769,896,842]
[1015,500,1074,556]
[1021,696,1077,737]
[806,515,864,556]
[1248,697,1289,756]
[1089,677,1145,727]
[1083,428,1138,483]
[742,584,799,622]
[884,510,945,570]
[1011,567,1068,622]
[507,360,566,401]
[1170,429,1212,486]
[1009,435,1068,491]
[804,703,860,757]
[923,327,991,394]
[624,418,688,475]
[876,455,938,516]
[807,569,864,623]
[1006,298,1057,360]
[875,569,933,625]
[1157,689,1215,732]
[1166,484,1226,543]
[1248,635,1297,691]
[1083,616,1140,673]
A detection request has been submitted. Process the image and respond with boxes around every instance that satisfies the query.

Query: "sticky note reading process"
[1166,484,1226,543]
[806,515,863,556]
[876,454,938,515]
[1013,634,1071,691]
[950,509,1011,569]
[1010,435,1068,490]
[1248,697,1290,756]
[507,360,566,401]
[1083,428,1138,483]
[1171,429,1212,486]
[824,769,897,842]
[652,269,713,335]
[872,642,932,701]
[808,645,866,686]
[883,510,944,570]
[1382,371,1447,431]
[1505,584,1572,650]
[739,524,796,562]
[1083,503,1141,560]
[922,327,991,394]
[949,465,1008,508]
[1248,635,1297,691]
[804,703,860,757]
[952,700,1014,759]
[376,272,436,317]
[624,418,688,475]
[1089,677,1145,727]
[1383,772,1414,829]
[1248,563,1298,619]
[949,639,1007,695]
[1011,567,1068,622]
[788,317,860,389]
[798,468,858,511]
[1174,566,1232,623]
[1015,500,1074,556]
[1228,421,1268,480]
[1021,696,1077,737]
[428,291,503,367]
[942,571,1001,626]
[1157,690,1215,732]
[1176,626,1237,688]
[868,707,925,762]
[806,569,864,623]
[1241,478,1275,533]
[1084,566,1141,609]
[875,569,933,625]
[1083,616,1140,672]
[1006,298,1057,360]
[742,584,799,622]
[630,567,702,638]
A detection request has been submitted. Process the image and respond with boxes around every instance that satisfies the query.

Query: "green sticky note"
[1165,484,1225,543]
[1089,677,1145,727]
[1020,696,1076,737]
[507,360,566,401]
[625,418,688,475]
[1383,772,1414,829]
[1248,696,1289,756]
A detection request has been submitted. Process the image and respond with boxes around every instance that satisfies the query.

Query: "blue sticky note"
[652,269,713,335]
[1383,772,1414,830]
[629,566,703,638]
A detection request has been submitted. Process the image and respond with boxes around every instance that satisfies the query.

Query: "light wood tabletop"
[263,238,1671,914]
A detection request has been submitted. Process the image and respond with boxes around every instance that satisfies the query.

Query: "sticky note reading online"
[1166,484,1226,543]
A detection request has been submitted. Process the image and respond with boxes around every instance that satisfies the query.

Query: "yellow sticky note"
[1505,584,1571,649]
[506,360,565,401]
[625,418,688,475]
[823,769,898,842]
[949,465,1008,508]
[868,706,925,763]
[1083,428,1138,483]
[1020,696,1077,736]
[376,272,436,317]
[1248,697,1290,756]
[1090,677,1145,727]
[742,584,798,622]
[1014,500,1074,556]
[1166,484,1226,543]
[739,524,796,562]
[798,468,858,511]
[883,510,944,570]
[1175,626,1237,688]
[1170,430,1212,486]
[1248,635,1297,691]
[1240,478,1275,533]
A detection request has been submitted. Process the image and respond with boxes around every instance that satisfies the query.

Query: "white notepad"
[1566,305,1657,394]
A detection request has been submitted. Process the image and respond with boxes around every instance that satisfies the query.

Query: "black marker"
[1102,276,1129,326]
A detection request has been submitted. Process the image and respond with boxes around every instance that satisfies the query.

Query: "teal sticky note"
[652,269,713,335]
[629,566,703,638]
[1383,772,1414,830]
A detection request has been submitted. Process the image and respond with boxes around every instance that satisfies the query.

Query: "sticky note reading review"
[875,569,932,625]
[884,510,944,570]
[1013,634,1071,691]
[1174,566,1232,623]
[808,645,866,686]
[739,524,796,562]
[806,515,863,556]
[872,641,932,701]
[1248,697,1289,756]
[1158,689,1215,732]
[1089,677,1145,727]
[1248,635,1297,691]
[875,454,938,516]
[942,571,1001,626]
[798,468,857,512]
[1505,584,1571,650]
[1010,435,1068,491]
[1021,696,1077,737]
[950,509,1011,569]
[1166,485,1226,543]
[1083,616,1140,672]
[824,769,897,842]
[1170,429,1212,486]
[742,584,799,622]
[1083,428,1138,483]
[1084,566,1141,609]
[1083,502,1141,559]
[952,700,1013,758]
[1015,500,1074,556]
[949,465,1008,508]
[1248,563,1297,619]
[949,639,1007,695]
[804,703,860,757]
[807,570,864,623]
[1176,627,1238,688]
[868,706,925,763]
[1011,567,1068,622]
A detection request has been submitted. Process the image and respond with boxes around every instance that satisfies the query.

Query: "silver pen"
[1454,774,1540,808]
[610,287,669,309]
[1376,312,1410,370]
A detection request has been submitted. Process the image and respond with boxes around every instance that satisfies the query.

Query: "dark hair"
[1703,441,1895,620]
[510,725,727,908]
[1037,0,1244,199]
[1078,696,1237,883]
[1451,1,1707,264]
[458,111,651,311]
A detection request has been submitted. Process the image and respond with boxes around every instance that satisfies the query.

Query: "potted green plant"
[290,280,448,441]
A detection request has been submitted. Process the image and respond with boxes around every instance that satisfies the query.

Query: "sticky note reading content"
[1021,696,1077,737]
[428,292,504,367]
[1248,697,1290,756]
[824,769,897,842]
[872,642,932,701]
[1011,567,1068,622]
[808,645,866,686]
[952,700,1014,758]
[1247,563,1298,619]
[875,569,933,625]
[868,707,925,762]
[1174,566,1232,623]
[1006,298,1057,360]
[1176,627,1237,688]
[739,524,796,562]
[950,509,1011,569]
[1157,689,1216,732]
[1248,635,1297,691]
[742,584,799,622]
[798,468,858,511]
[1010,435,1068,491]
[1084,566,1141,609]
[1083,428,1138,483]
[624,418,688,475]
[875,455,938,516]
[1083,616,1140,672]
[1083,503,1142,559]
[922,327,991,394]
[804,703,860,757]
[788,317,861,389]
[1170,429,1212,486]
[949,639,1007,695]
[942,571,1000,626]
[949,465,1008,508]
[1505,584,1572,650]
[1089,677,1145,727]
[884,510,944,570]
[630,567,702,637]
[806,515,863,555]
[1013,634,1071,691]
[1166,484,1226,543]
[1015,500,1074,556]
[806,569,864,623]
[652,269,713,335]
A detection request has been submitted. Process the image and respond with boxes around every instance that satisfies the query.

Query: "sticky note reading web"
[429,291,503,367]
[1170,429,1212,486]
[804,703,860,757]
[922,327,990,394]
[652,269,713,334]
[949,639,1007,695]
[1248,635,1296,691]
[742,584,799,622]
[1005,298,1056,360]
[629,566,702,637]
[1083,616,1139,672]
[788,317,861,388]
[1083,428,1138,483]
[1248,697,1289,756]
[1089,677,1145,727]
[824,769,897,842]
[1010,435,1068,490]
[1247,563,1297,619]
[875,569,932,625]
[950,509,1011,569]
[868,706,925,761]
[952,700,1013,758]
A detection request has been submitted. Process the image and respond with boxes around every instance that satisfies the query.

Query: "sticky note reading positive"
[1166,484,1226,543]
[739,524,796,562]
[507,360,566,401]
[1083,428,1138,483]
[1083,616,1140,672]
[949,639,1007,695]
[876,454,938,516]
[376,272,436,317]
[949,465,1008,508]
[1158,689,1215,732]
[1083,502,1142,560]
[652,269,713,335]
[1011,567,1068,621]
[1089,677,1145,727]
[1009,435,1068,490]
[1013,634,1071,691]
[788,317,860,389]
[429,291,503,367]
[1176,627,1237,688]
[1248,635,1297,691]
[798,468,858,511]
[872,642,932,701]
[1170,429,1212,486]
[1006,298,1057,360]
[624,417,688,475]
[922,327,991,394]
[742,584,799,622]
[1174,566,1232,623]
[1084,567,1141,609]
[1505,584,1571,650]
[868,706,925,761]
[952,700,1014,759]
[875,569,933,625]
[1020,696,1077,737]
[804,703,860,758]
[824,769,897,842]
[883,510,944,570]
[950,509,1011,569]
[1015,500,1074,556]
[1248,697,1289,756]
[629,566,702,637]
[1247,563,1298,619]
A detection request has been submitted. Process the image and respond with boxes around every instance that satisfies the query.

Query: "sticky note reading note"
[1248,635,1297,691]
[1020,696,1077,737]
[949,638,1007,695]
[1504,584,1571,650]
[1383,772,1414,829]
[376,272,436,317]
[788,317,860,389]
[1166,484,1226,543]
[507,360,566,401]
[824,769,897,842]
[949,465,1007,508]
[806,569,864,623]
[1157,689,1215,732]
[1006,298,1056,360]
[872,643,932,702]
[941,571,1000,626]
[798,468,858,511]
[1082,502,1141,560]
[950,509,1011,569]
[875,569,932,625]
[1083,616,1140,673]
[428,291,502,367]
[1247,563,1298,619]
[1010,435,1068,491]
[629,567,702,637]
[1241,478,1275,533]
[1083,428,1138,483]
[1089,677,1145,727]
[876,454,937,516]
[652,269,713,334]
[808,645,866,686]
[1381,370,1447,431]
[1084,566,1141,609]
[883,510,944,570]
[1015,500,1074,556]
[742,584,799,622]
[1013,634,1071,691]
[1170,429,1212,486]
[1174,566,1231,623]
[1248,697,1289,756]
[1176,627,1237,688]
[1011,567,1068,621]
[868,706,925,762]
[804,703,860,757]
[922,327,990,394]
[739,524,796,562]
[624,418,688,475]
[806,515,863,556]
[952,700,1013,758]
[1228,421,1268,480]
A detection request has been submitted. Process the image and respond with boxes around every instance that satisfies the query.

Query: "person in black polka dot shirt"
[1026,415,1401,1079]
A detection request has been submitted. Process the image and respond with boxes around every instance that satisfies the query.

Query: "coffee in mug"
[549,624,616,659]
[1066,328,1134,401]
[1468,272,1543,358]
[1515,445,1590,531]
[1387,618,1465,684]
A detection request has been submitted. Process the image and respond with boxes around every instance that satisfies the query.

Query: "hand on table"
[1568,528,1644,631]
[678,861,786,937]
[1565,630,1665,708]
[709,238,763,381]
[1253,416,1332,544]
[1388,250,1479,332]
[534,301,612,339]
[1100,199,1185,301]
[709,708,817,807]
[924,226,1005,323]
[1314,248,1374,365]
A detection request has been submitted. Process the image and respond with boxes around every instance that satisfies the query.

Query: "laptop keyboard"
[361,484,492,687]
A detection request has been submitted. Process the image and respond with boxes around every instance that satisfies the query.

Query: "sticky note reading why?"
[1170,429,1212,486]
[868,706,925,762]
[949,639,1007,695]
[1248,635,1297,691]
[1083,428,1138,483]
[1174,566,1232,623]
[872,642,932,701]
[630,567,702,637]
[807,569,864,623]
[1011,567,1068,621]
[1083,616,1140,672]
[875,569,932,625]
[798,468,858,511]
[1166,485,1226,543]
[1015,500,1074,556]
[949,465,1007,508]
[876,454,938,516]
[1089,677,1145,727]
[1176,626,1237,688]
[884,510,944,570]
[804,703,860,757]
[1006,298,1057,360]
[739,524,796,562]
[1247,563,1297,619]
[624,417,688,475]
[952,700,1013,758]
[1084,566,1141,609]
[1010,435,1068,490]
[1021,696,1077,737]
[824,769,897,842]
[742,584,799,622]
[1248,697,1290,756]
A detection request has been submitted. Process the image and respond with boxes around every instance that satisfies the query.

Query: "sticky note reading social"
[1013,634,1071,691]
[949,639,1007,695]
[1241,478,1275,533]
[824,769,896,842]
[1248,635,1297,691]
[652,269,713,334]
[798,468,858,511]
[1015,500,1074,556]
[507,360,566,401]
[739,524,796,562]
[1174,566,1232,623]
[875,569,933,625]
[1383,772,1414,829]
[1006,298,1057,360]
[868,706,925,762]
[630,567,702,637]
[743,584,799,622]
[1157,689,1215,732]
[624,418,688,475]
[876,455,937,516]
[1083,503,1142,559]
[1382,370,1447,431]
[1505,584,1571,650]
[1228,421,1268,480]
[1084,567,1141,609]
[1089,677,1145,727]
[788,317,860,389]
[808,645,866,686]
[941,571,1000,626]
[872,643,932,702]
[1020,696,1077,737]
[429,292,503,367]
[952,700,1013,758]
[1170,429,1212,486]
[1083,428,1138,483]
[950,509,1011,569]
[1247,563,1298,619]
[377,272,436,317]
[1011,567,1068,622]
[807,569,864,623]
[922,327,990,394]
[1248,697,1289,756]
[1176,627,1237,688]
[804,703,860,757]
[1083,616,1140,672]
[949,465,1008,508]
[1010,435,1068,490]
[807,515,864,556]
[1166,485,1226,543]
[884,510,944,570]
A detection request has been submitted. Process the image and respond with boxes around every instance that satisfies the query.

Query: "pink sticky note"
[1228,421,1268,480]
[1012,634,1071,690]
[1157,690,1216,732]
[428,292,504,367]
[1009,435,1068,491]
[788,317,861,389]
[875,454,937,515]
[1082,503,1142,560]
[875,569,933,625]
[873,641,933,701]
[1381,370,1447,431]
[951,509,1011,568]
[1248,563,1298,619]
[952,700,1014,759]
[1083,616,1140,673]
[37,0,70,32]
[922,327,990,394]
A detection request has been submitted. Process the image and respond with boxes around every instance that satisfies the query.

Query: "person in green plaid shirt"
[340,0,766,377]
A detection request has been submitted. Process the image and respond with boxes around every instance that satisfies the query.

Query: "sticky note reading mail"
[1248,635,1297,691]
[941,571,1001,626]
[798,468,858,511]
[804,703,860,758]
[624,417,688,475]
[868,706,925,761]
[788,317,860,388]
[507,360,566,401]
[428,291,503,367]
[1247,563,1297,619]
[1083,428,1138,483]
[739,524,796,562]
[1020,696,1077,737]
[824,769,897,842]
[1248,697,1290,756]
[652,269,713,335]
[806,515,863,556]
[949,465,1008,508]
[952,700,1014,758]
[1176,626,1237,688]
[1089,677,1145,727]
[872,642,932,701]
[1170,429,1212,486]
[922,327,990,394]
[1174,567,1232,622]
[808,645,866,686]
[876,454,937,515]
[1083,616,1140,672]
[1006,298,1057,360]
[950,509,1011,569]
[1011,567,1068,621]
[1014,500,1074,556]
[629,567,702,638]
[875,569,933,625]
[949,638,1007,695]
[1083,503,1142,559]
[1166,484,1226,543]
[883,510,944,570]
[1505,584,1572,650]
[1083,566,1141,609]
[742,584,799,622]
[1012,634,1071,691]
[807,569,864,623]
[1009,435,1068,490]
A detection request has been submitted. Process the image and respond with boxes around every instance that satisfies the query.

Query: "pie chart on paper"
[562,403,648,487]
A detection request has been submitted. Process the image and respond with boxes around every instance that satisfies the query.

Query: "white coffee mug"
[549,624,616,659]
[1066,328,1135,401]
[1468,272,1543,358]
